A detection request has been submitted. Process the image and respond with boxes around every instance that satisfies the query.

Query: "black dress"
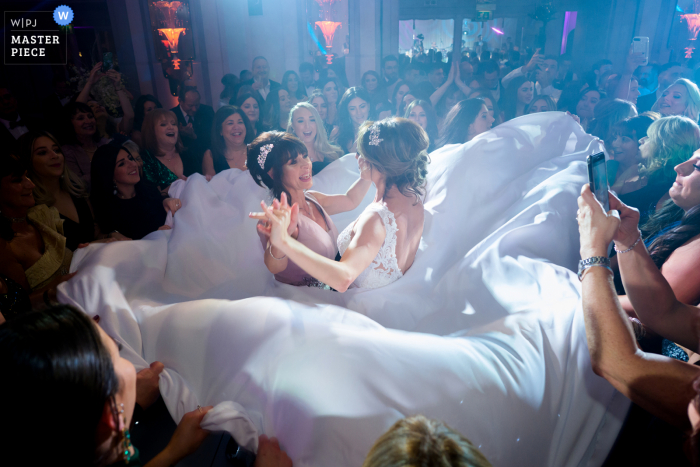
[98,182,167,240]
[619,175,673,226]
[60,196,95,251]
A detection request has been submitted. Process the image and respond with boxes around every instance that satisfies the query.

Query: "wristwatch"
[577,256,612,281]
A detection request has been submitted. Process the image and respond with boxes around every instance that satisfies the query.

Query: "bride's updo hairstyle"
[248,130,308,201]
[357,117,429,203]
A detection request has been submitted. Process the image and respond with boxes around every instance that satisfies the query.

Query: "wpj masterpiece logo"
[4,5,72,65]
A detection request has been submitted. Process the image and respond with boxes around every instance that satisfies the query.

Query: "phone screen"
[102,52,113,73]
[587,152,610,212]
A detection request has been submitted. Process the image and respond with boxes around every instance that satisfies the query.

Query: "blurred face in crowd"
[428,67,445,88]
[155,115,178,148]
[538,59,558,83]
[595,63,613,81]
[517,81,534,105]
[0,170,35,211]
[31,136,64,180]
[395,84,410,106]
[300,69,314,87]
[445,89,463,111]
[469,104,495,138]
[658,83,688,116]
[628,78,641,105]
[291,107,317,144]
[483,71,499,90]
[240,70,253,82]
[326,69,338,79]
[0,88,18,116]
[479,96,495,122]
[311,96,328,120]
[253,58,270,83]
[637,65,658,90]
[460,61,474,83]
[658,66,685,93]
[143,100,158,115]
[71,110,97,137]
[404,69,420,85]
[408,105,428,130]
[347,97,369,127]
[286,73,299,93]
[240,97,260,124]
[87,100,108,119]
[180,90,200,117]
[575,90,601,119]
[670,151,700,210]
[528,98,550,114]
[610,132,641,166]
[638,134,654,160]
[281,152,313,192]
[323,81,338,104]
[278,89,292,114]
[383,60,399,81]
[558,59,572,78]
[221,112,247,147]
[113,149,140,187]
[364,74,379,92]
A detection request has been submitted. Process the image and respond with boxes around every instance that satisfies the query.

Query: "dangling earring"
[113,181,118,196]
[119,403,133,463]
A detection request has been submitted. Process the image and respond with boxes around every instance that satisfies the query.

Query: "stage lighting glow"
[491,27,504,35]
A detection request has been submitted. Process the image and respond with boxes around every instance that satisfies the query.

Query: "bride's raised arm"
[309,155,372,215]
[252,193,384,292]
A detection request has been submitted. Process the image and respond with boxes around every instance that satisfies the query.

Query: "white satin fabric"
[59,112,629,466]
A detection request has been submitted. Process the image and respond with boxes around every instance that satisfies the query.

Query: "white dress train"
[59,112,629,467]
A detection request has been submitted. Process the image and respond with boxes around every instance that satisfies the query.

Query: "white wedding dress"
[59,113,629,467]
[337,203,404,288]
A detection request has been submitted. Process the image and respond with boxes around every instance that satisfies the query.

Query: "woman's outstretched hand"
[249,192,298,248]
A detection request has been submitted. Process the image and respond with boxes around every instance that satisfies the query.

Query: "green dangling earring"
[119,403,134,464]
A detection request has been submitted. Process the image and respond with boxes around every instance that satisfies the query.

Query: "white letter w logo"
[57,11,69,20]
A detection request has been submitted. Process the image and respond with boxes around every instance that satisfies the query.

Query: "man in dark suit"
[170,86,214,169]
[234,56,280,103]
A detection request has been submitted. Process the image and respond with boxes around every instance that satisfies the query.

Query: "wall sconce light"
[147,0,196,95]
[314,0,341,64]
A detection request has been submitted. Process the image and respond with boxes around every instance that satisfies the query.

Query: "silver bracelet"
[268,243,286,260]
[614,232,642,254]
[577,256,612,281]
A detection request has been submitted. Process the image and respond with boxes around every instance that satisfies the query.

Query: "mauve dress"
[258,192,339,287]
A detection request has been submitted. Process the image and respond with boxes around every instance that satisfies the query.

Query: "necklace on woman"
[4,215,26,223]
[224,147,246,161]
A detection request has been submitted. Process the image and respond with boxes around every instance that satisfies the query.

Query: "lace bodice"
[337,203,403,289]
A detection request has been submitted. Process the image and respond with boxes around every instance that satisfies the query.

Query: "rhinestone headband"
[369,125,383,146]
[258,144,274,169]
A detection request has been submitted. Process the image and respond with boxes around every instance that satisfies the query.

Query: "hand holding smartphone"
[587,152,610,212]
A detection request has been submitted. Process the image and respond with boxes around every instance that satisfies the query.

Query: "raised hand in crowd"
[523,48,544,74]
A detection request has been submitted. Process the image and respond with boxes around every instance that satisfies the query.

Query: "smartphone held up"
[587,152,610,212]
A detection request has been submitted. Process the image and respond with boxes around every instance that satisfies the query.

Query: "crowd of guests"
[4,41,700,465]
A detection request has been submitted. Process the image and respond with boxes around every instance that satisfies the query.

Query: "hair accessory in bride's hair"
[369,125,383,146]
[258,144,274,169]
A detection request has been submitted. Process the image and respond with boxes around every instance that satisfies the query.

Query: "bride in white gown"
[59,112,629,467]
[252,118,428,291]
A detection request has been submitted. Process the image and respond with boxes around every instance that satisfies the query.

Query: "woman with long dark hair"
[202,106,254,178]
[316,77,341,127]
[264,88,293,131]
[307,90,338,140]
[334,87,371,153]
[362,70,390,117]
[233,92,266,137]
[91,144,182,240]
[0,305,221,466]
[437,98,495,148]
[499,75,534,122]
